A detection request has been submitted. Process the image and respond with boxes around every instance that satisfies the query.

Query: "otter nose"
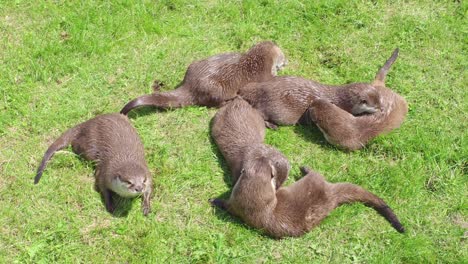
[134,186,143,192]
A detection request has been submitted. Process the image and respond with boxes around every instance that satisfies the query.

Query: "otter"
[306,88,408,150]
[210,165,405,238]
[34,113,152,215]
[239,49,400,127]
[120,41,287,115]
[211,96,290,186]
[303,50,408,150]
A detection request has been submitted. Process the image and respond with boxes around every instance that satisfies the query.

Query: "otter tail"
[120,88,193,115]
[332,183,405,233]
[373,48,399,87]
[34,126,80,184]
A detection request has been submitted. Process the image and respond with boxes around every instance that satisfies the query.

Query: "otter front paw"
[142,202,151,216]
[265,121,279,130]
[151,79,164,92]
[299,166,312,176]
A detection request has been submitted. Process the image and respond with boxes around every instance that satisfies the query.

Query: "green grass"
[0,0,466,263]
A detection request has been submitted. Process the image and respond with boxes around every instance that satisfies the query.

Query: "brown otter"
[120,41,287,115]
[303,49,408,150]
[210,164,405,238]
[306,87,408,150]
[34,113,152,215]
[211,96,290,186]
[239,49,400,127]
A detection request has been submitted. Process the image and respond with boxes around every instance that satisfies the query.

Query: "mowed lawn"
[0,1,466,263]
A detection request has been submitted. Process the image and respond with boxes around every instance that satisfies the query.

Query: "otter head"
[266,147,290,189]
[245,41,287,77]
[239,156,279,204]
[271,46,287,76]
[347,83,382,115]
[110,164,149,198]
[242,146,290,191]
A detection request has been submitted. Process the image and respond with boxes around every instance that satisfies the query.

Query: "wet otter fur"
[120,41,287,115]
[34,113,152,215]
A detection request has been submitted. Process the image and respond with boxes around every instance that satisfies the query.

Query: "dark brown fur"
[34,113,152,215]
[120,41,287,115]
[211,165,404,238]
[239,49,401,126]
[211,96,290,186]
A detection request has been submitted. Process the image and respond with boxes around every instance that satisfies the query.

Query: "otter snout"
[111,178,145,198]
[133,185,144,193]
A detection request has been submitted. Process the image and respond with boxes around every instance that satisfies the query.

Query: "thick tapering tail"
[332,183,405,233]
[34,126,80,184]
[120,88,193,115]
[373,48,399,87]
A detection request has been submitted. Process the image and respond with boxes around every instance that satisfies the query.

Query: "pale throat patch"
[110,178,140,198]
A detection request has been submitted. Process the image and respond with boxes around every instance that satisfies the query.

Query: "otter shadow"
[207,118,235,187]
[94,184,135,217]
[73,158,133,218]
[126,106,169,119]
[110,196,134,217]
[292,123,339,151]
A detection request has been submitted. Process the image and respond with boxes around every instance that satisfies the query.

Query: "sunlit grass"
[0,1,466,262]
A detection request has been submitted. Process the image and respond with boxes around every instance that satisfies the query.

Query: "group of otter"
[35,41,407,238]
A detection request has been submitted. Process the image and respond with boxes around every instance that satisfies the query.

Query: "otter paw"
[209,198,227,210]
[151,79,164,92]
[299,166,311,176]
[142,205,151,216]
[265,121,279,130]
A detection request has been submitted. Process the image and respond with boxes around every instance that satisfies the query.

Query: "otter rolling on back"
[239,49,401,126]
[120,41,287,115]
[34,113,152,215]
[211,164,405,238]
[211,96,289,186]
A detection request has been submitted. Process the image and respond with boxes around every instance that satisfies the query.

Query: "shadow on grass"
[207,117,234,187]
[126,106,169,119]
[94,184,135,218]
[292,122,339,151]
